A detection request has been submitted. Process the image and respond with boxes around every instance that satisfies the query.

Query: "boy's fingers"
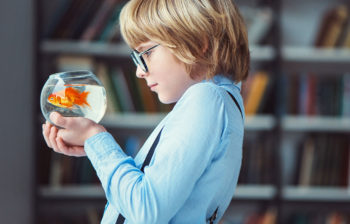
[50,112,67,128]
[56,137,67,155]
[49,126,59,152]
[42,123,52,148]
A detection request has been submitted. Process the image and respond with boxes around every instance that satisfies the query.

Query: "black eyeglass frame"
[131,44,160,73]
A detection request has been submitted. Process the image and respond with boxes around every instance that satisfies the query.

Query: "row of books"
[284,74,350,116]
[44,0,274,45]
[45,131,280,187]
[39,208,103,224]
[293,133,350,187]
[242,71,350,117]
[287,211,350,224]
[283,4,350,117]
[44,0,126,42]
[222,209,349,224]
[46,134,145,186]
[49,154,98,186]
[220,207,277,224]
[238,133,275,185]
[55,55,173,114]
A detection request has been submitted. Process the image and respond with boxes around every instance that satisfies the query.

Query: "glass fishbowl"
[40,70,107,125]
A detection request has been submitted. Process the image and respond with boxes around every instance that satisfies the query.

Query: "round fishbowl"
[40,70,107,125]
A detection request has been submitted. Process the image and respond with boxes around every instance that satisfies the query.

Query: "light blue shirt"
[85,75,245,224]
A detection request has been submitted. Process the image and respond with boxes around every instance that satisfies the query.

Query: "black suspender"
[116,127,163,224]
[116,91,242,224]
[207,91,242,224]
[227,91,243,119]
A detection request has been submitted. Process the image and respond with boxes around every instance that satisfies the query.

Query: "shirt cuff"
[84,132,126,165]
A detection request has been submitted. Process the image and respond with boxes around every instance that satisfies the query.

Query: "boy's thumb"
[50,112,67,128]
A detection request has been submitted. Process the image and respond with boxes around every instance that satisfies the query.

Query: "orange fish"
[47,86,90,109]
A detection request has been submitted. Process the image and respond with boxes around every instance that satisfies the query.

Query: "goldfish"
[47,85,90,109]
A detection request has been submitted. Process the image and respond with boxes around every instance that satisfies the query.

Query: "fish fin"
[73,91,91,108]
[65,87,81,97]
[81,91,91,108]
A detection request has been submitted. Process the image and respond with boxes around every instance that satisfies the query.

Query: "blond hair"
[119,0,250,82]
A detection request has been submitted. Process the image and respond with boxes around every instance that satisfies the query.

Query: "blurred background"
[1,0,350,223]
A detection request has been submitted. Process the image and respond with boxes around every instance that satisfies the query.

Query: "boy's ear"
[202,38,209,53]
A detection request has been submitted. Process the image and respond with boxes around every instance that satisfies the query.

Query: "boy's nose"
[135,66,147,78]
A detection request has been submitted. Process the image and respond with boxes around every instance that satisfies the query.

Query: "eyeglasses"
[131,44,160,73]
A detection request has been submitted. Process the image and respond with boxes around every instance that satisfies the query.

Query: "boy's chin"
[158,95,177,105]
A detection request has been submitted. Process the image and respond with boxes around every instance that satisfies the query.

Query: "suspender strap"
[141,127,163,172]
[116,127,164,224]
[115,213,125,224]
[226,91,243,119]
[208,207,219,224]
[206,91,242,224]
[116,91,241,224]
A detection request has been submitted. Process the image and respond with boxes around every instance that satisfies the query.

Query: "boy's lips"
[148,83,158,89]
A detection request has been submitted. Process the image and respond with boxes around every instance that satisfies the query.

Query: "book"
[109,66,135,112]
[81,0,122,41]
[70,0,104,39]
[240,7,273,45]
[95,62,120,113]
[77,157,98,184]
[135,76,159,113]
[244,71,270,115]
[314,5,349,47]
[343,25,350,47]
[297,73,308,115]
[49,153,63,187]
[261,207,277,224]
[59,0,89,39]
[284,74,299,115]
[51,0,83,39]
[120,67,144,112]
[257,74,275,114]
[98,3,124,42]
[43,0,73,38]
[298,137,315,186]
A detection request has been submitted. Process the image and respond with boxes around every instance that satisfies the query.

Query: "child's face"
[135,41,202,104]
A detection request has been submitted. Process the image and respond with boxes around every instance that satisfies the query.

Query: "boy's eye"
[144,50,152,57]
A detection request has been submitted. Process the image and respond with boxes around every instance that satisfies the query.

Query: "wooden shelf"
[101,113,276,131]
[283,186,350,202]
[39,184,276,200]
[41,41,350,74]
[282,47,350,73]
[101,113,166,130]
[282,115,350,132]
[234,184,276,200]
[249,45,275,62]
[40,40,275,62]
[39,185,104,199]
[41,40,130,57]
[245,115,276,131]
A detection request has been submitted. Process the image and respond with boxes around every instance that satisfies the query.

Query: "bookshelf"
[34,0,350,223]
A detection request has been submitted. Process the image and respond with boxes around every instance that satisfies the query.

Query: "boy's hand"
[42,112,106,157]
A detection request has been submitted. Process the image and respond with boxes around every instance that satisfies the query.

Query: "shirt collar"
[202,75,241,91]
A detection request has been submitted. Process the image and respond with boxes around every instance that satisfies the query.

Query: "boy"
[43,0,249,223]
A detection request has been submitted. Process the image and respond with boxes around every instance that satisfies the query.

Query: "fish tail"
[76,91,91,108]
[82,91,91,107]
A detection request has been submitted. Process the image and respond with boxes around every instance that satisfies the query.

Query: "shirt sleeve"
[85,83,227,223]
